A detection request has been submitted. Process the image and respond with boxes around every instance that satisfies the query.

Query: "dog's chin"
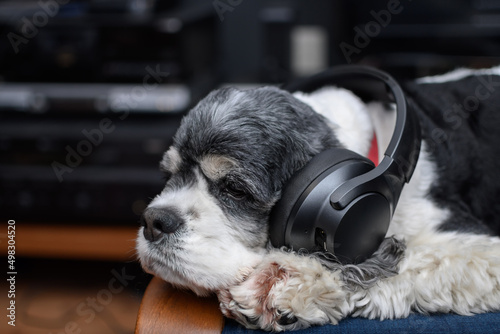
[136,231,265,296]
[141,260,216,296]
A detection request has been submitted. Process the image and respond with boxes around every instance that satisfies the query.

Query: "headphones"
[269,65,421,264]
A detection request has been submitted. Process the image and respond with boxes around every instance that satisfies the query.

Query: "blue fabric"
[223,312,500,333]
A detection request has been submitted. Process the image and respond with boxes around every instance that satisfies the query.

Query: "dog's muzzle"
[140,207,184,242]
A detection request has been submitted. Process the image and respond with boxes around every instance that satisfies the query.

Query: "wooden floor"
[1,257,150,334]
[0,223,149,333]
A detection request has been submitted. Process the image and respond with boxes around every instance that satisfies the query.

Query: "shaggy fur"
[136,66,500,331]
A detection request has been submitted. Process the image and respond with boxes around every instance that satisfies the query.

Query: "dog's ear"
[337,237,406,289]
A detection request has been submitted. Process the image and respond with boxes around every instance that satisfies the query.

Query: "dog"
[136,66,500,331]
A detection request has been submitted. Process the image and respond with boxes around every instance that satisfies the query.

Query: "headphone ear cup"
[269,148,373,248]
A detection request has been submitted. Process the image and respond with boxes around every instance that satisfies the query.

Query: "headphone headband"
[283,66,421,210]
[270,66,422,263]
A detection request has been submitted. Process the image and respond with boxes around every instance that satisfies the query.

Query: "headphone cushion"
[269,148,373,247]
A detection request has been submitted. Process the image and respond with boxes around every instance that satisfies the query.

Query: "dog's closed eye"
[222,179,248,201]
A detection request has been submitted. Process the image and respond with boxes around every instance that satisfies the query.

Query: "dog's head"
[136,86,340,295]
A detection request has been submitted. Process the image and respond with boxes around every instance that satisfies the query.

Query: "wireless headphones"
[269,65,421,264]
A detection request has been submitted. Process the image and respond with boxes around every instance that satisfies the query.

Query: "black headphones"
[269,65,421,264]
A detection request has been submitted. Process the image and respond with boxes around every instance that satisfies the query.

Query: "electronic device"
[269,65,421,263]
[0,0,216,225]
[2,0,495,227]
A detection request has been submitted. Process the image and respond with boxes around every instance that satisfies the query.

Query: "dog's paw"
[217,252,350,331]
[217,260,293,331]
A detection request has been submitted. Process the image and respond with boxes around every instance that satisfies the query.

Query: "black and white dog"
[136,66,500,331]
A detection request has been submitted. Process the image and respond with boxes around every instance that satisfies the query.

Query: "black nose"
[141,207,184,242]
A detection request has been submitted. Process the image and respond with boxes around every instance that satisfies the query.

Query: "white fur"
[389,144,450,239]
[294,87,374,157]
[137,168,265,296]
[416,65,500,84]
[138,69,500,331]
[366,101,396,163]
[218,250,352,331]
[217,77,500,331]
[219,222,500,331]
[352,232,500,319]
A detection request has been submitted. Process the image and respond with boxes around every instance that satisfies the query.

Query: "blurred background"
[1,0,500,333]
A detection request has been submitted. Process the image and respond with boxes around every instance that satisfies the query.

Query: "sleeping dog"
[136,66,500,331]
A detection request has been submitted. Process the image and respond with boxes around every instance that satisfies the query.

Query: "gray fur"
[139,68,500,331]
[276,236,405,291]
[147,85,404,278]
[170,86,341,248]
[339,237,406,289]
